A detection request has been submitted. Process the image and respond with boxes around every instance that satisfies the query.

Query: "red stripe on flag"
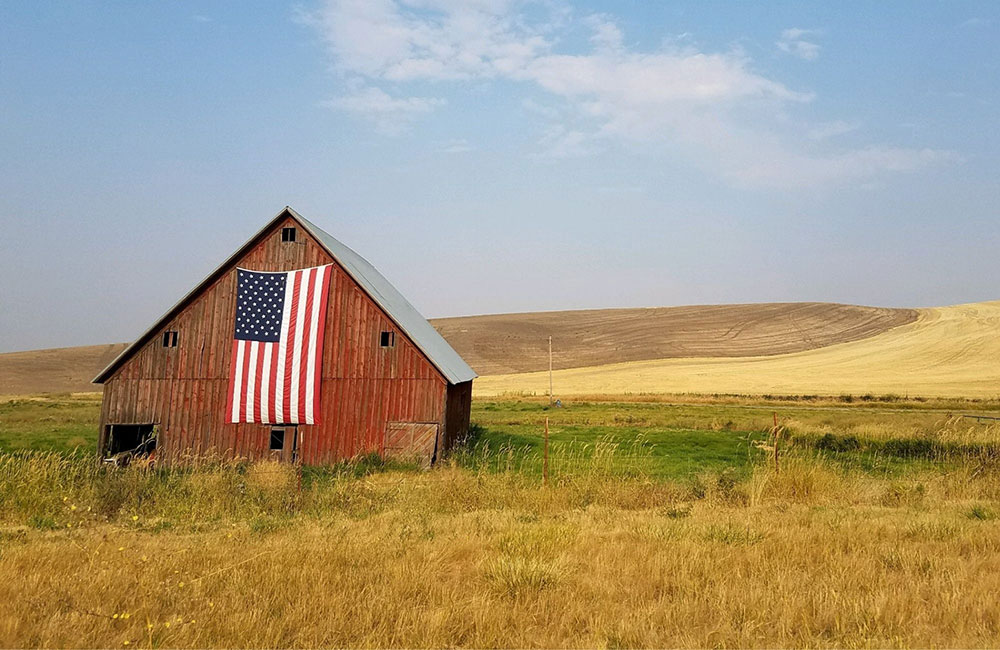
[283,270,302,423]
[312,265,333,425]
[297,267,316,425]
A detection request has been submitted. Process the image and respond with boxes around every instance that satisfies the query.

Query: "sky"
[1,1,999,353]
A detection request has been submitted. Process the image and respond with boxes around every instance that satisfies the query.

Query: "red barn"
[93,207,476,465]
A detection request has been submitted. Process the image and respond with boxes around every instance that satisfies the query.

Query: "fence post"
[543,416,549,487]
[772,411,780,473]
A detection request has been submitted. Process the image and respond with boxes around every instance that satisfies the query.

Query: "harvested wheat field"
[0,303,914,396]
[476,301,1000,399]
[435,302,916,375]
[0,343,127,396]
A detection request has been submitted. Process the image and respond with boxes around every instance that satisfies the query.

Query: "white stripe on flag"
[260,343,272,423]
[245,341,259,422]
[304,267,324,424]
[290,269,309,424]
[274,273,294,422]
[231,341,245,423]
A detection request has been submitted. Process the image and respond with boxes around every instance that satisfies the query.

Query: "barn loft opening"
[162,331,178,348]
[281,227,296,242]
[270,428,285,450]
[104,424,156,464]
[380,331,395,348]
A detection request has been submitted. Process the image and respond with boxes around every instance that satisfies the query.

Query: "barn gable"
[94,207,476,386]
[94,207,475,464]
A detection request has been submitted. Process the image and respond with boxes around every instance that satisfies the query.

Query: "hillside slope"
[475,301,1000,399]
[0,302,916,396]
[435,303,916,375]
[0,344,128,396]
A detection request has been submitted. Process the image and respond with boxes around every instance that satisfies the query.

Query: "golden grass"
[476,301,1000,399]
[4,458,1000,647]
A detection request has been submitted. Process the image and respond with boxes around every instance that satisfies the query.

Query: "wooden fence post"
[772,411,780,473]
[543,416,549,487]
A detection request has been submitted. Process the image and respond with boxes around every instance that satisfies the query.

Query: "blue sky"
[1,1,998,352]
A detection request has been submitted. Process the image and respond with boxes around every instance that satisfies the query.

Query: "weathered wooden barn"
[93,207,476,465]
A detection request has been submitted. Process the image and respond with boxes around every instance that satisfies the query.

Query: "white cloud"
[535,125,590,158]
[521,97,560,119]
[777,27,821,61]
[324,86,444,134]
[807,120,859,140]
[959,17,991,28]
[309,0,551,81]
[584,14,623,53]
[723,143,961,189]
[309,1,956,188]
[439,138,473,153]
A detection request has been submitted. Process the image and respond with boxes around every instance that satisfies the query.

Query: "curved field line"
[474,301,1000,399]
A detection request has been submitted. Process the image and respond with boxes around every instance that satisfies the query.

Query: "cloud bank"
[308,0,956,189]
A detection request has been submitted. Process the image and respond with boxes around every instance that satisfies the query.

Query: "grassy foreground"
[3,395,1000,647]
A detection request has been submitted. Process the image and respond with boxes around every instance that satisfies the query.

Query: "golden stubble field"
[4,459,1000,648]
[476,301,1000,399]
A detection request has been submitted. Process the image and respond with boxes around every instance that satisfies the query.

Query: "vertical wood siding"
[99,217,453,464]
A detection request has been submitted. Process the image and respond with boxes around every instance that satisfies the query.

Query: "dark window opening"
[270,428,285,451]
[162,331,178,348]
[104,424,156,465]
[380,331,395,348]
[281,227,297,242]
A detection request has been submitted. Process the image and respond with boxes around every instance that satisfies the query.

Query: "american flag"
[226,264,333,425]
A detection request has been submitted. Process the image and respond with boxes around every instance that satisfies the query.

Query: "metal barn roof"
[93,207,477,385]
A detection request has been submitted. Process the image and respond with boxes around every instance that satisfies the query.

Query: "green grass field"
[4,393,998,480]
[0,394,100,454]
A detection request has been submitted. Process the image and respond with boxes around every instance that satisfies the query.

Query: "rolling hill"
[0,344,129,396]
[0,302,917,396]
[475,301,1000,399]
[434,302,916,375]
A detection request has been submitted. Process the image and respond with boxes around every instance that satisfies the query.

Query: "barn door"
[384,422,439,468]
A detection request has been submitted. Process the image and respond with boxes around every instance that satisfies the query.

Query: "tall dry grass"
[3,450,1000,647]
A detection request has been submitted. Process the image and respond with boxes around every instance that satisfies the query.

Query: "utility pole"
[548,335,553,406]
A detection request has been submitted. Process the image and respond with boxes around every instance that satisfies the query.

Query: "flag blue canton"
[234,269,286,342]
